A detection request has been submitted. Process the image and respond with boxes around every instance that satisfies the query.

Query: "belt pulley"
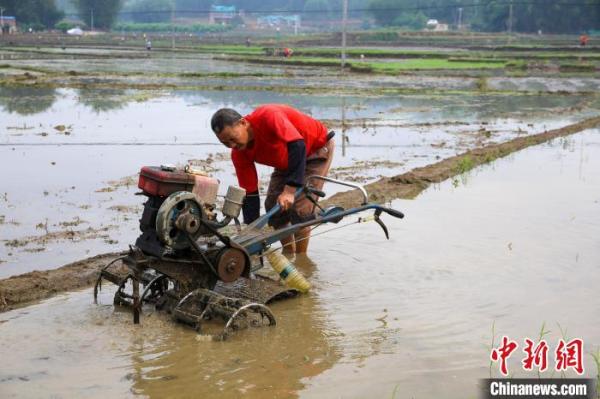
[155,191,207,250]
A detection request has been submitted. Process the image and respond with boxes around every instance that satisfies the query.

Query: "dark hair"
[211,108,242,134]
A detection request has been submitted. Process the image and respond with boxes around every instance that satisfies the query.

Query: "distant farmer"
[211,105,335,254]
[283,47,293,58]
[146,40,152,51]
[579,34,589,47]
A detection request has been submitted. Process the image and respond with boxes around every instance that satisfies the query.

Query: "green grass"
[455,155,476,174]
[220,55,342,67]
[590,347,600,394]
[506,60,528,69]
[291,47,462,59]
[265,46,600,61]
[193,44,599,62]
[227,55,506,72]
[559,63,596,72]
[476,77,489,91]
[363,59,506,72]
[194,45,264,56]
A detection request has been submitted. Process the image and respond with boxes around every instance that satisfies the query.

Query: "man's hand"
[277,185,297,211]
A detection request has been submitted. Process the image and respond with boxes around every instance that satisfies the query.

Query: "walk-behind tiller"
[95,165,404,340]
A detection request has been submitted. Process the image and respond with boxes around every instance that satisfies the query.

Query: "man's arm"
[285,139,306,188]
[266,111,306,211]
[242,191,260,224]
[231,150,260,224]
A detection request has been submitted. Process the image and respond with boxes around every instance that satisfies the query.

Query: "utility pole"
[508,0,513,34]
[341,0,348,70]
[171,4,175,50]
[0,8,5,35]
[90,8,94,32]
[457,7,463,30]
[341,97,347,157]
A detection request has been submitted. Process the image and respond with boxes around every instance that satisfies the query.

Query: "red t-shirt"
[232,104,328,193]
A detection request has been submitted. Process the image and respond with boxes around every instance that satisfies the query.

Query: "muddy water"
[0,49,303,76]
[1,87,599,276]
[3,48,600,93]
[1,129,599,398]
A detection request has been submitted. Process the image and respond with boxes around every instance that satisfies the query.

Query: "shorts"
[264,138,335,228]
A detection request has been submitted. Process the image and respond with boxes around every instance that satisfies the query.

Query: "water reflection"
[127,255,341,398]
[0,256,341,398]
[76,88,130,113]
[0,86,57,115]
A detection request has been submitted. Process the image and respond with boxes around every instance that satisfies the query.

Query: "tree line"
[368,0,600,33]
[0,0,598,33]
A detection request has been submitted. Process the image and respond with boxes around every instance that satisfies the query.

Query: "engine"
[135,165,245,260]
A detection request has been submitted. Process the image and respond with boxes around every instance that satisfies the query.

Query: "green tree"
[0,0,63,29]
[469,0,600,33]
[368,0,427,28]
[367,0,399,26]
[393,11,426,30]
[123,0,172,23]
[303,0,331,20]
[174,0,212,11]
[72,0,122,29]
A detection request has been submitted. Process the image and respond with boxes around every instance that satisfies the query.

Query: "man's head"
[211,108,252,150]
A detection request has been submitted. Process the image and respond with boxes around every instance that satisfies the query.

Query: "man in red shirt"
[211,104,335,253]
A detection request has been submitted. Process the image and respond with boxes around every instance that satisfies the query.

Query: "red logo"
[490,337,584,376]
[522,338,549,372]
[555,338,584,375]
[490,336,518,376]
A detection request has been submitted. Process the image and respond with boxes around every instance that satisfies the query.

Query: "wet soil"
[2,46,599,94]
[1,115,598,312]
[0,251,125,311]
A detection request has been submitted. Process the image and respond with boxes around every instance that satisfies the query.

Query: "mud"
[0,252,125,311]
[96,175,138,193]
[330,160,404,182]
[1,116,598,311]
[3,225,117,249]
[3,57,599,94]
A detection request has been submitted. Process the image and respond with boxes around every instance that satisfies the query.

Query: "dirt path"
[1,115,599,312]
[0,252,125,311]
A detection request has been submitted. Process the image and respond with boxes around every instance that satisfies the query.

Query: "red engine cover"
[138,166,195,197]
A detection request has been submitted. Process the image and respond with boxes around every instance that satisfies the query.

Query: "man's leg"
[264,169,295,253]
[280,230,296,254]
[294,227,311,253]
[293,139,335,254]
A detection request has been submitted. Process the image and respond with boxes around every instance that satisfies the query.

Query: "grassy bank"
[216,55,507,73]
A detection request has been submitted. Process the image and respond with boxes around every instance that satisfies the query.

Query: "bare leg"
[280,233,296,255]
[294,227,311,253]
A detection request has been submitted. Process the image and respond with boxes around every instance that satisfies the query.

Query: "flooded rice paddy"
[1,41,600,398]
[1,87,598,276]
[2,47,600,93]
[1,128,599,398]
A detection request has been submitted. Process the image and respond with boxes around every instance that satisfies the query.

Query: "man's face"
[216,119,251,150]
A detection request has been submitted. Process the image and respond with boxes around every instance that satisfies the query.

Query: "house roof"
[211,5,235,13]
